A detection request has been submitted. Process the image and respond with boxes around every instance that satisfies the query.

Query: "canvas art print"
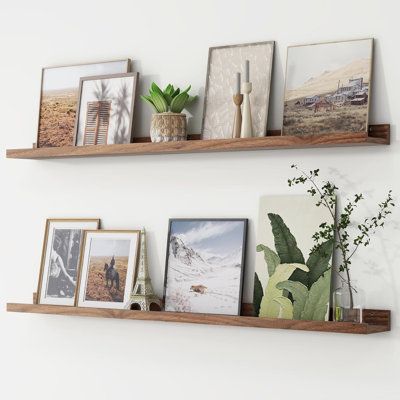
[283,39,373,135]
[37,59,130,148]
[75,72,138,146]
[254,196,335,321]
[76,230,140,309]
[202,42,274,139]
[37,219,100,306]
[164,219,247,315]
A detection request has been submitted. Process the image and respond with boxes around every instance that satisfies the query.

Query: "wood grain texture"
[6,125,390,160]
[6,302,390,334]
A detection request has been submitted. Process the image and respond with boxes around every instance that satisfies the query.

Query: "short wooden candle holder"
[232,94,243,138]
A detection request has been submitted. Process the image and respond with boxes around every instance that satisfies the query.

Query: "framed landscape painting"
[164,219,247,315]
[202,41,274,139]
[75,230,140,309]
[74,72,138,146]
[254,196,335,321]
[282,39,373,136]
[37,218,100,306]
[37,59,130,148]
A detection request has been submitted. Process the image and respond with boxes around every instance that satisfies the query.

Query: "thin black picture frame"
[163,218,248,316]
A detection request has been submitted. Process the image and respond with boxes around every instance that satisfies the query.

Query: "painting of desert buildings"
[38,60,129,147]
[84,238,130,303]
[283,39,373,135]
[165,220,246,315]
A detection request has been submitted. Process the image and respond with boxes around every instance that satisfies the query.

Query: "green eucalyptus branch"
[288,165,395,307]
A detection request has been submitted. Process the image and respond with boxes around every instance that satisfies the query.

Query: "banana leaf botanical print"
[254,195,335,321]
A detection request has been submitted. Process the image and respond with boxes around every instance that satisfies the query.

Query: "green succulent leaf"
[140,95,158,113]
[170,92,189,113]
[301,269,331,321]
[150,91,168,113]
[273,296,294,319]
[306,239,334,288]
[259,263,308,318]
[163,84,174,96]
[163,93,173,106]
[253,272,263,317]
[276,280,308,319]
[151,82,164,97]
[171,88,180,98]
[256,244,280,277]
[182,85,191,94]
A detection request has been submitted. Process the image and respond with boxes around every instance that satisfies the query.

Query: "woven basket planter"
[150,112,187,143]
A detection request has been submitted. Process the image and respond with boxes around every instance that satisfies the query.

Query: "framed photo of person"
[163,219,248,315]
[74,72,138,146]
[37,218,100,306]
[37,59,130,148]
[75,230,140,309]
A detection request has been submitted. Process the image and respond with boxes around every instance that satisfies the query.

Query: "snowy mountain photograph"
[164,219,247,315]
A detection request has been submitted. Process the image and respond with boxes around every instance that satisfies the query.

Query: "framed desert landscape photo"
[282,38,373,136]
[37,218,100,306]
[74,72,138,146]
[163,219,247,315]
[75,230,140,309]
[37,59,130,148]
[254,195,335,321]
[201,41,274,139]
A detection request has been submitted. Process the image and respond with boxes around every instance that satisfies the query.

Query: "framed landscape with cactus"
[254,195,335,321]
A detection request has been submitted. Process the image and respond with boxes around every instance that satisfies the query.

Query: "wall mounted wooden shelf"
[5,124,390,160]
[6,302,390,334]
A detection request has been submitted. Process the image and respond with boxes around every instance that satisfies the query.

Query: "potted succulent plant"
[141,83,197,142]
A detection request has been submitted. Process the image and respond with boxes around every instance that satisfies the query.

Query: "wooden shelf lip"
[6,303,390,334]
[6,124,390,160]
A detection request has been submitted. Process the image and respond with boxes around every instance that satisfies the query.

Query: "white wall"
[1,1,399,399]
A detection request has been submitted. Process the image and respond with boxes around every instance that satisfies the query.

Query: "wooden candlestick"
[232,94,243,138]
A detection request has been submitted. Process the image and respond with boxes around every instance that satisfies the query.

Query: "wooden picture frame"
[36,59,131,148]
[201,41,274,139]
[36,218,100,306]
[163,218,248,315]
[75,230,140,309]
[74,72,138,146]
[282,38,374,136]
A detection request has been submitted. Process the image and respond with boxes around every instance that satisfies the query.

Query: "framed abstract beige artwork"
[201,41,274,139]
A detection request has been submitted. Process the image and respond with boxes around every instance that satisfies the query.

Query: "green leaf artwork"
[258,263,309,318]
[254,198,335,321]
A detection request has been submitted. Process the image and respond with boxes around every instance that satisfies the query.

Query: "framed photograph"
[282,38,373,136]
[163,219,247,315]
[75,230,140,309]
[254,196,335,321]
[37,59,130,148]
[74,72,138,146]
[37,218,100,306]
[201,41,274,139]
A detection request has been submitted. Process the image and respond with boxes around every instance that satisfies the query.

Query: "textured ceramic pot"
[150,112,187,142]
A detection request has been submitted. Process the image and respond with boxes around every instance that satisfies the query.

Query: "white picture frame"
[76,230,140,309]
[37,219,100,306]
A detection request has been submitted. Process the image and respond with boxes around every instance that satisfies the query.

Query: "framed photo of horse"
[75,230,140,309]
[36,218,100,306]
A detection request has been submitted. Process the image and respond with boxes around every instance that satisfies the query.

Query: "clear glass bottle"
[333,280,365,323]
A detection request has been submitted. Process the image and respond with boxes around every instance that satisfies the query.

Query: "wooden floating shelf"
[6,125,390,160]
[6,302,390,334]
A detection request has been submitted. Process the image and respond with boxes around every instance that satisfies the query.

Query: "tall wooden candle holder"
[232,94,243,138]
[240,82,253,138]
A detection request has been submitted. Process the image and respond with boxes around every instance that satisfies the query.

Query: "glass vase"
[333,281,365,323]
